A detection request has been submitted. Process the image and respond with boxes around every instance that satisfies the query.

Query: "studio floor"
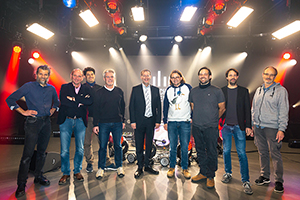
[0,135,300,200]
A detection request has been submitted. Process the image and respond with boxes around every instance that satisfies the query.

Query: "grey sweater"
[251,83,289,132]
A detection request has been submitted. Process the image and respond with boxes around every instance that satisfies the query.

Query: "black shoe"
[144,166,159,175]
[34,175,50,186]
[15,183,26,198]
[255,176,270,186]
[134,169,143,179]
[274,182,284,193]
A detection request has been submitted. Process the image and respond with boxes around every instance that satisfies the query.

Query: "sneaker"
[117,167,125,178]
[86,163,93,173]
[274,182,284,193]
[96,168,104,179]
[167,168,175,178]
[191,173,207,183]
[105,163,117,171]
[15,183,26,198]
[221,173,232,183]
[183,169,191,179]
[207,178,215,189]
[243,181,253,195]
[255,176,270,186]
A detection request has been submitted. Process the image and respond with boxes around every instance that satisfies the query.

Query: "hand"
[93,126,99,135]
[67,96,75,101]
[131,123,136,130]
[122,123,125,129]
[163,124,168,131]
[276,130,285,143]
[50,108,56,116]
[246,128,253,137]
[23,110,38,117]
[155,123,160,129]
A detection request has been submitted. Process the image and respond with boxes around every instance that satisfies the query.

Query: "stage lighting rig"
[104,0,119,14]
[213,2,226,15]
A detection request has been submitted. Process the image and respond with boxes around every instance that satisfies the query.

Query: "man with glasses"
[252,66,289,193]
[93,69,125,179]
[189,67,225,189]
[6,65,59,198]
[220,68,253,195]
[163,70,192,179]
[129,69,161,178]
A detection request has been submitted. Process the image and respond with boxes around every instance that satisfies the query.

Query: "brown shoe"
[58,175,70,185]
[74,173,84,182]
[167,168,175,178]
[183,169,191,179]
[207,178,215,189]
[191,173,207,183]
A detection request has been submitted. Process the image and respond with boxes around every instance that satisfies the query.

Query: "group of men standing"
[6,64,288,198]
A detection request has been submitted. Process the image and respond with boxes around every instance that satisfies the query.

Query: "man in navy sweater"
[93,69,125,179]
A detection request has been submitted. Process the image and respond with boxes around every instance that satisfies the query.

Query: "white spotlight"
[79,9,99,27]
[272,20,300,40]
[227,6,254,28]
[28,58,34,64]
[139,35,148,42]
[131,6,145,21]
[180,6,197,21]
[174,35,183,43]
[26,23,54,40]
[289,59,297,66]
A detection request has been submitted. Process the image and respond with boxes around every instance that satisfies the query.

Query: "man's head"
[83,67,96,84]
[170,70,185,87]
[262,66,277,86]
[140,69,151,86]
[198,67,212,85]
[103,69,116,88]
[36,65,51,86]
[70,68,84,87]
[225,68,239,86]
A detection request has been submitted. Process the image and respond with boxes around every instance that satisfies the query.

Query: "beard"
[229,79,237,86]
[37,77,48,85]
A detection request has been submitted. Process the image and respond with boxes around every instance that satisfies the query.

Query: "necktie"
[144,88,152,117]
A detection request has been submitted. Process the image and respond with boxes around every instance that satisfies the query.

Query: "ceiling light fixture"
[174,35,183,43]
[139,35,148,42]
[227,6,254,28]
[180,6,197,21]
[26,23,54,40]
[213,2,226,15]
[131,6,145,21]
[79,9,99,27]
[272,20,300,40]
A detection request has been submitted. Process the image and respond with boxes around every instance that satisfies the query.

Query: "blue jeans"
[59,118,86,175]
[192,125,218,178]
[17,116,51,185]
[98,122,123,169]
[221,124,249,182]
[168,121,191,169]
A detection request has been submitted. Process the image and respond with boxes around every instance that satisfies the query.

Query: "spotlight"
[139,35,148,42]
[131,6,145,21]
[213,2,226,15]
[26,23,54,40]
[204,17,214,28]
[79,9,99,27]
[32,51,40,59]
[272,20,300,40]
[174,35,183,43]
[283,52,291,60]
[180,6,197,21]
[62,0,77,8]
[227,6,254,28]
[116,27,126,35]
[13,46,22,53]
[113,13,124,27]
[104,0,119,14]
[28,58,34,64]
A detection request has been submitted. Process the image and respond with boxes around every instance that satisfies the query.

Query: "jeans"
[98,122,123,169]
[254,126,283,183]
[59,118,86,175]
[17,116,51,185]
[221,124,249,182]
[168,121,191,169]
[192,125,218,178]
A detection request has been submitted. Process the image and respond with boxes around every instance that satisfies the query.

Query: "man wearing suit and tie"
[129,69,162,178]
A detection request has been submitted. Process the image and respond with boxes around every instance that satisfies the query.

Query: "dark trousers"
[135,117,155,169]
[17,116,51,185]
[192,125,218,178]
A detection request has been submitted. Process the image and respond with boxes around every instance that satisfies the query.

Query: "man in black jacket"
[220,68,253,195]
[57,68,93,185]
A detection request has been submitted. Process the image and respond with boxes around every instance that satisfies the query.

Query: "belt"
[66,116,77,119]
[28,116,49,120]
[226,123,236,126]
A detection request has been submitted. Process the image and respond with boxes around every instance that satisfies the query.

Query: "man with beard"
[220,68,253,195]
[189,67,225,189]
[252,66,289,193]
[6,65,59,198]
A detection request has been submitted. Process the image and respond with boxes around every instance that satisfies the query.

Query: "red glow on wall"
[0,48,21,135]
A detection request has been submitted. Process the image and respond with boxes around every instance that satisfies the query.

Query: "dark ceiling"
[1,0,300,56]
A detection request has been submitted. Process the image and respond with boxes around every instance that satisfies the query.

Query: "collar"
[86,81,95,87]
[199,81,211,89]
[104,85,114,91]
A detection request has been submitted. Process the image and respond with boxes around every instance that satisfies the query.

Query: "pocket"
[26,116,37,124]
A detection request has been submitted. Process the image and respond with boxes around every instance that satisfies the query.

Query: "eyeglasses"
[263,73,276,77]
[170,76,180,79]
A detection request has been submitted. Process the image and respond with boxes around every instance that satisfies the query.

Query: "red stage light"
[108,2,117,10]
[33,52,40,59]
[215,3,225,11]
[283,52,291,60]
[13,46,22,53]
[118,27,125,35]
